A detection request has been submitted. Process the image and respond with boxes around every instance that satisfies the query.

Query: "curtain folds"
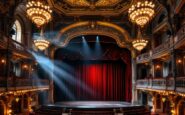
[54,60,130,102]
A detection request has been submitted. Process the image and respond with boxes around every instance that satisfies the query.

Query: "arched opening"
[156,94,162,110]
[12,20,22,43]
[11,96,22,114]
[23,94,28,110]
[158,14,166,23]
[53,35,132,102]
[162,97,171,114]
[177,100,185,115]
[0,100,5,115]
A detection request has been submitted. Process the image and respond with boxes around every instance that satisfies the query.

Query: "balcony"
[136,77,185,93]
[136,25,185,63]
[0,77,49,93]
[136,52,151,64]
[136,77,176,92]
[174,24,185,49]
[0,35,32,59]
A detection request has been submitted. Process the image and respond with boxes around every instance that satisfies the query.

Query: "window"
[12,20,22,43]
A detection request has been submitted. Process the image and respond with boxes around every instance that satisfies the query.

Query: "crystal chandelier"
[34,30,50,51]
[26,0,52,27]
[132,29,148,51]
[128,0,155,27]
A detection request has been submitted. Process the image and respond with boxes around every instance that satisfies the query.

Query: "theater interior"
[0,0,184,115]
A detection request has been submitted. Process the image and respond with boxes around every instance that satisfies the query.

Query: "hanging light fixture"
[34,29,50,51]
[26,0,52,27]
[132,28,148,51]
[128,0,155,27]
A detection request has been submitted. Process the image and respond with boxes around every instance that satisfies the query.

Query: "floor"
[49,101,141,109]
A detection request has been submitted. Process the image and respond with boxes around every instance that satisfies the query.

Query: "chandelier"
[26,0,52,27]
[34,30,50,51]
[132,29,148,51]
[128,0,155,27]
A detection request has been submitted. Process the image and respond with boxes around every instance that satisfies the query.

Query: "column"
[47,47,57,104]
[131,50,138,104]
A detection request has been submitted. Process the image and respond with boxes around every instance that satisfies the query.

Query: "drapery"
[54,60,127,102]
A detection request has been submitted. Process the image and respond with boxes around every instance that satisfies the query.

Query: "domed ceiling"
[48,0,132,16]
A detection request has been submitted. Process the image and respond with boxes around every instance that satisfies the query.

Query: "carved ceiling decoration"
[54,21,132,48]
[48,0,132,16]
[64,0,121,7]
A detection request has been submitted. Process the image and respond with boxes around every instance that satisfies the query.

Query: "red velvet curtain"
[54,61,127,102]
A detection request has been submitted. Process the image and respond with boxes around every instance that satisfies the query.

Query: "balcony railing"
[176,77,185,93]
[0,35,32,58]
[136,25,185,63]
[0,77,49,92]
[136,52,151,63]
[174,24,185,48]
[136,77,176,91]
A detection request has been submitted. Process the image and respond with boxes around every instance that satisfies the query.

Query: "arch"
[23,94,29,109]
[177,99,185,115]
[0,100,6,115]
[55,21,132,48]
[12,20,22,43]
[14,3,32,47]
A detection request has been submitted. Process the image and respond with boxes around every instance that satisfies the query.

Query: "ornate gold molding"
[55,21,132,49]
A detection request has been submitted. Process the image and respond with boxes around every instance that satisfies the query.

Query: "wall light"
[156,65,160,69]
[177,59,182,64]
[1,59,6,64]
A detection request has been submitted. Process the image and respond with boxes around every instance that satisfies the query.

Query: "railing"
[0,35,31,58]
[0,77,49,92]
[152,38,172,56]
[152,78,166,90]
[136,77,176,91]
[136,25,185,63]
[174,24,185,45]
[136,52,150,63]
[176,77,185,93]
[136,77,185,93]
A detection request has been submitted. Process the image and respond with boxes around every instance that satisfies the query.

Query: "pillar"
[47,47,57,104]
[131,50,138,104]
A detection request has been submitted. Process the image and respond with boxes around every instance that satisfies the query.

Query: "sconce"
[23,64,28,69]
[1,58,6,64]
[15,97,19,102]
[155,65,160,69]
[162,97,166,102]
[177,59,182,64]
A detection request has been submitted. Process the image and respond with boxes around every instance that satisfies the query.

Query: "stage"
[35,101,150,115]
[52,101,140,108]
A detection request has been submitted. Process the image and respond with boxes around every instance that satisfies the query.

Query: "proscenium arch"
[56,21,132,49]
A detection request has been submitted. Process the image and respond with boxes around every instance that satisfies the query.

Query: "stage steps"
[34,105,150,115]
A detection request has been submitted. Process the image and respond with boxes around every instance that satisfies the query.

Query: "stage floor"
[49,101,141,109]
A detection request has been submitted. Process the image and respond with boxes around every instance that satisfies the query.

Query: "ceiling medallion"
[34,30,50,51]
[26,0,52,27]
[132,29,148,51]
[128,0,155,27]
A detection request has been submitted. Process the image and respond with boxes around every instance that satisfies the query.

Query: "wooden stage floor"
[51,101,141,109]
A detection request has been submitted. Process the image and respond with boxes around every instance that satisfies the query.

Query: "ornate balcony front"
[0,77,49,94]
[136,77,176,92]
[136,52,151,64]
[136,24,185,63]
[0,35,32,59]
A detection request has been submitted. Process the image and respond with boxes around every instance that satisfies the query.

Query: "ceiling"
[48,0,132,16]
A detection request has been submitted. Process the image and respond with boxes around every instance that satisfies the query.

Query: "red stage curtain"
[54,60,127,101]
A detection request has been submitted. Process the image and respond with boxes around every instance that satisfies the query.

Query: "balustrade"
[0,77,49,92]
[136,77,184,93]
[136,25,185,63]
